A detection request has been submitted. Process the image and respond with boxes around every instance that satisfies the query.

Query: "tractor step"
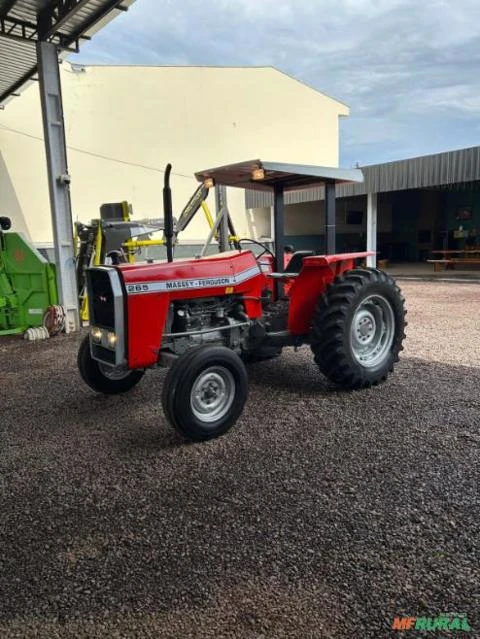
[264,330,304,347]
[263,298,289,332]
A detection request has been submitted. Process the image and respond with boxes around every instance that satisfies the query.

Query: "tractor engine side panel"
[125,292,170,368]
[119,251,265,368]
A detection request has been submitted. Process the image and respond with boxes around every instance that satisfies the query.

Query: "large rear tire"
[78,335,144,394]
[310,268,406,389]
[161,345,248,441]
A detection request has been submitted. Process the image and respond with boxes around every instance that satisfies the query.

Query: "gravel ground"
[0,280,479,638]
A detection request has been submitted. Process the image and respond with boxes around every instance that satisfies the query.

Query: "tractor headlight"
[91,326,103,343]
[107,331,117,348]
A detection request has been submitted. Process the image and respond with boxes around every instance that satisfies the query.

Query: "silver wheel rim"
[98,363,132,380]
[350,294,395,368]
[190,366,235,424]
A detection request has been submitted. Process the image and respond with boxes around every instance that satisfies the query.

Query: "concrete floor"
[386,261,480,280]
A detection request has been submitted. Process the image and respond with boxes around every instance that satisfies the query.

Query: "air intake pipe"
[163,164,174,263]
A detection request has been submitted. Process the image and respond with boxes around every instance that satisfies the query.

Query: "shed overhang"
[195,159,364,193]
[0,0,136,105]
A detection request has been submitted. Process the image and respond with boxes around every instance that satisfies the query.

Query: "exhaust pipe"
[163,163,174,263]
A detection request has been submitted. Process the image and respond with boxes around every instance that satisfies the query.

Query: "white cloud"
[406,85,480,114]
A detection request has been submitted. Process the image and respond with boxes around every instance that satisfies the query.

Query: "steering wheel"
[238,238,275,263]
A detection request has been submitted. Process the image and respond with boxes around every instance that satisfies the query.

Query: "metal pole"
[273,183,285,272]
[215,185,229,252]
[273,183,285,298]
[325,181,336,255]
[366,192,378,267]
[200,207,228,257]
[36,41,79,332]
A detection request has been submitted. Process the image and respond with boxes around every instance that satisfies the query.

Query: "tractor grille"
[91,344,116,364]
[87,269,115,329]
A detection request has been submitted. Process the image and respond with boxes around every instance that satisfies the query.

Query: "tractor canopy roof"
[195,160,364,192]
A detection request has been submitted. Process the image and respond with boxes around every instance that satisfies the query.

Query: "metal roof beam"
[0,0,18,20]
[0,64,37,104]
[0,15,39,42]
[38,0,92,39]
[0,0,134,104]
[0,14,78,49]
[38,0,127,43]
[0,1,127,49]
[62,0,128,43]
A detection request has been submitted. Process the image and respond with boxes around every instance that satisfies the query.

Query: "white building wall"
[0,64,348,246]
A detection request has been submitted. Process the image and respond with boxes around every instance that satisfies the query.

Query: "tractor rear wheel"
[78,335,144,394]
[310,268,406,389]
[161,345,248,441]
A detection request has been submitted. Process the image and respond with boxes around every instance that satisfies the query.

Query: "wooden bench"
[427,259,454,272]
[451,259,480,268]
[428,258,480,272]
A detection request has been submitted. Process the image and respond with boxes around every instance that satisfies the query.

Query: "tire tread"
[310,268,406,389]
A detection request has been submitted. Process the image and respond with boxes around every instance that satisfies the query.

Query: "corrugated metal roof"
[0,0,136,105]
[245,145,480,208]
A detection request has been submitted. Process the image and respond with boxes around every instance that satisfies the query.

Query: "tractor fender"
[287,252,376,335]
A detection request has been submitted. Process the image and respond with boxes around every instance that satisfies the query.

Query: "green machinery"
[0,216,58,335]
[0,182,238,333]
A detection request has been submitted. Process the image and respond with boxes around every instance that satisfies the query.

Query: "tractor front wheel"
[310,268,406,389]
[162,345,248,441]
[78,335,144,394]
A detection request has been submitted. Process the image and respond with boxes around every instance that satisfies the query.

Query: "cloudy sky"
[73,0,480,167]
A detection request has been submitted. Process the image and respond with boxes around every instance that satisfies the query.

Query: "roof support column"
[273,183,285,272]
[36,40,79,332]
[215,185,229,252]
[366,192,377,268]
[273,183,285,298]
[325,181,336,254]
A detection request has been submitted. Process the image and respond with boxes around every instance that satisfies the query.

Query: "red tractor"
[78,161,406,441]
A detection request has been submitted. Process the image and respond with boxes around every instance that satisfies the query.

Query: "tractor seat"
[267,250,315,279]
[284,250,314,273]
